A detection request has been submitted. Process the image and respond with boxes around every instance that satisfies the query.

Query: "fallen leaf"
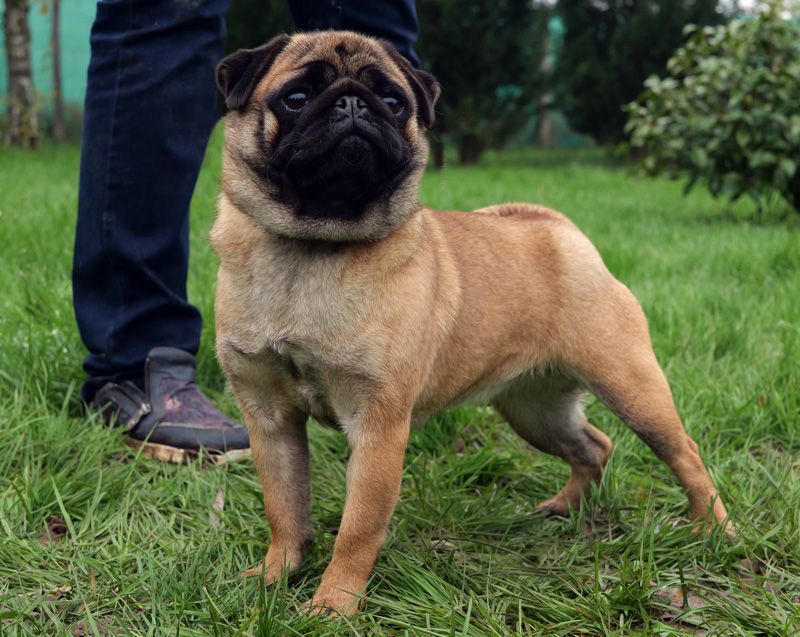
[73,617,109,636]
[209,488,224,529]
[45,585,72,602]
[740,557,766,576]
[653,585,706,611]
[428,538,456,553]
[653,585,708,631]
[736,558,777,594]
[39,516,68,544]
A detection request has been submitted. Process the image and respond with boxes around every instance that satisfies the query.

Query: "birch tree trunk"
[4,0,38,147]
[52,0,65,141]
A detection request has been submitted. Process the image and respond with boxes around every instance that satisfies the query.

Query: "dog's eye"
[283,90,309,110]
[383,93,404,114]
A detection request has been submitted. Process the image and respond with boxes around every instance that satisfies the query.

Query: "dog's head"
[216,31,440,241]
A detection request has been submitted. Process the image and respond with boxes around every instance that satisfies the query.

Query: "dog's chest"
[241,242,360,332]
[222,260,376,432]
[273,340,345,429]
[227,331,369,433]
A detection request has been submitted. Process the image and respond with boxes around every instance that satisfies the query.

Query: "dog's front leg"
[307,412,411,616]
[239,401,312,584]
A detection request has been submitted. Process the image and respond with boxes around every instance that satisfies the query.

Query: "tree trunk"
[431,136,444,170]
[537,95,554,148]
[457,136,483,165]
[3,0,38,147]
[52,0,65,142]
[536,18,554,148]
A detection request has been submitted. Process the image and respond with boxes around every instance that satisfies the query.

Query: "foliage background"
[554,0,724,145]
[627,9,800,215]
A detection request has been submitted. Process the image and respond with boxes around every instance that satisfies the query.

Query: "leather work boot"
[91,347,250,464]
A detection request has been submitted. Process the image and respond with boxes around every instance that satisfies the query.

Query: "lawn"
[0,129,798,636]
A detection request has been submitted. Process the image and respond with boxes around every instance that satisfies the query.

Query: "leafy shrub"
[626,7,800,214]
[555,0,722,145]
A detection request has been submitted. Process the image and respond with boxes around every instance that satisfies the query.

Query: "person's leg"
[74,0,249,462]
[74,0,230,401]
[287,0,420,66]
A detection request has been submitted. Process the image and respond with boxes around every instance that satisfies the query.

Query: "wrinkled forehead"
[255,32,408,97]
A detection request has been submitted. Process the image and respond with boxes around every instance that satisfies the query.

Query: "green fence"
[0,0,94,117]
[1,4,588,147]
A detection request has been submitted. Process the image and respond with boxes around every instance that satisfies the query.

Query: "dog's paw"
[535,495,571,517]
[242,544,304,584]
[691,518,738,540]
[303,583,362,617]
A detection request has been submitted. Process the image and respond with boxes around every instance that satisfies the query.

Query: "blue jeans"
[73,0,419,400]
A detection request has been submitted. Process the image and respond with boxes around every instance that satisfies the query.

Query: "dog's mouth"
[294,127,382,175]
[275,134,383,220]
[337,135,372,168]
[267,110,412,221]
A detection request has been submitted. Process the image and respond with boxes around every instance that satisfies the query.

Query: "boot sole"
[124,436,251,465]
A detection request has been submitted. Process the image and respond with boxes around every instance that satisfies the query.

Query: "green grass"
[1,129,798,636]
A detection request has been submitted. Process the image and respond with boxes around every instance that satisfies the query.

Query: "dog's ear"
[379,41,440,128]
[216,35,291,111]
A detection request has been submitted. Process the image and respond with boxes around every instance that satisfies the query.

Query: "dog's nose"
[334,94,368,119]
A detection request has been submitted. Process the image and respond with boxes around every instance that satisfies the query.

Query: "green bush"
[555,0,722,145]
[626,7,800,215]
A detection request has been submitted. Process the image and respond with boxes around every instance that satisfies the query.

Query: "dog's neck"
[266,201,429,272]
[212,191,428,275]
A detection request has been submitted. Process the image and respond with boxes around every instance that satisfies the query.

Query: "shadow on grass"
[427,147,630,171]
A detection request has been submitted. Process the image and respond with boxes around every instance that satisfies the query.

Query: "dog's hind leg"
[493,375,613,516]
[573,281,732,533]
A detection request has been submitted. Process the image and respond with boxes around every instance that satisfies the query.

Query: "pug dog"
[211,31,731,616]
